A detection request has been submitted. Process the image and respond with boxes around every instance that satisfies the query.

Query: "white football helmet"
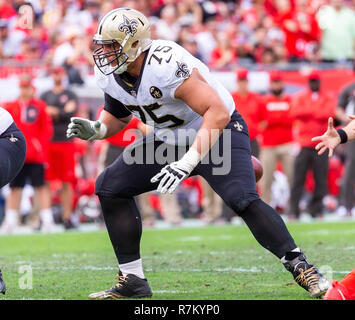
[93,8,152,75]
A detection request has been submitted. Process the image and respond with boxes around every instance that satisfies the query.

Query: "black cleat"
[63,220,77,230]
[283,253,330,298]
[88,272,152,299]
[0,269,6,295]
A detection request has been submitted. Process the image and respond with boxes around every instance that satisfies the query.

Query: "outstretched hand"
[311,117,341,158]
[66,117,105,141]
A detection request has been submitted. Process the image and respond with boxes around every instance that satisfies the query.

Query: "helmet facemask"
[93,35,130,75]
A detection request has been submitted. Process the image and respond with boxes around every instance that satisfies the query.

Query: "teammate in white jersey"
[0,107,26,295]
[67,8,329,299]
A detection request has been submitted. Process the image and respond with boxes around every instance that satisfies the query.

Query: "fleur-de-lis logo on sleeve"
[175,61,190,78]
[234,121,243,132]
[118,15,139,36]
[9,134,18,143]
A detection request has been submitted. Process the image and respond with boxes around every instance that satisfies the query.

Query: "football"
[252,155,263,182]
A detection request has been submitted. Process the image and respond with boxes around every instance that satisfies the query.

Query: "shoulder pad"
[146,40,194,98]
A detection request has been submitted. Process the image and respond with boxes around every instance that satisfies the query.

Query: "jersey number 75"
[125,103,184,128]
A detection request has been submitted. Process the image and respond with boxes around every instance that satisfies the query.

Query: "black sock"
[98,195,142,264]
[238,199,297,259]
[284,251,302,261]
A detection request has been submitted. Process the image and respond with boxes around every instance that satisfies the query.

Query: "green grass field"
[0,220,354,300]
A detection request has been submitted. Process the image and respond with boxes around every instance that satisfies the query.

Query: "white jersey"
[0,107,13,135]
[95,39,235,145]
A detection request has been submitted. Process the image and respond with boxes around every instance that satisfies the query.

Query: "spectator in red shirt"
[259,71,295,206]
[1,74,55,233]
[209,31,237,69]
[269,0,320,61]
[231,68,262,157]
[289,70,336,219]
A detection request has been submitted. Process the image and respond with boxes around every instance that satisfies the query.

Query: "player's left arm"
[151,68,231,194]
[174,68,231,157]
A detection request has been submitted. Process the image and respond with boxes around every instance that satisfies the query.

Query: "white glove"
[151,148,201,194]
[66,117,107,141]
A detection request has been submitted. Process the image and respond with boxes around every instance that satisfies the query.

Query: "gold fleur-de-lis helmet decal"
[118,14,139,37]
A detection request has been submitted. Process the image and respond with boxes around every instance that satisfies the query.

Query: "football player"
[0,106,27,294]
[312,115,355,300]
[67,8,330,299]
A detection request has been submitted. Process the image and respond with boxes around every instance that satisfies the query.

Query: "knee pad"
[228,197,254,214]
[94,167,134,198]
[224,189,260,214]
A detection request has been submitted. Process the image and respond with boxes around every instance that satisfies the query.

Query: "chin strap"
[114,63,128,75]
[113,39,151,75]
[135,47,142,60]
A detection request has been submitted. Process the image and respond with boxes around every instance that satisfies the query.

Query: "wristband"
[97,121,107,139]
[88,121,107,141]
[179,148,201,173]
[336,128,348,144]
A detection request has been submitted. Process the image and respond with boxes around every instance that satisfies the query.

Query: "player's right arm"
[311,115,355,157]
[97,109,132,138]
[66,93,132,141]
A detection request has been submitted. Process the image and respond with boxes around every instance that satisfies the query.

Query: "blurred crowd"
[0,0,355,233]
[1,0,355,76]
